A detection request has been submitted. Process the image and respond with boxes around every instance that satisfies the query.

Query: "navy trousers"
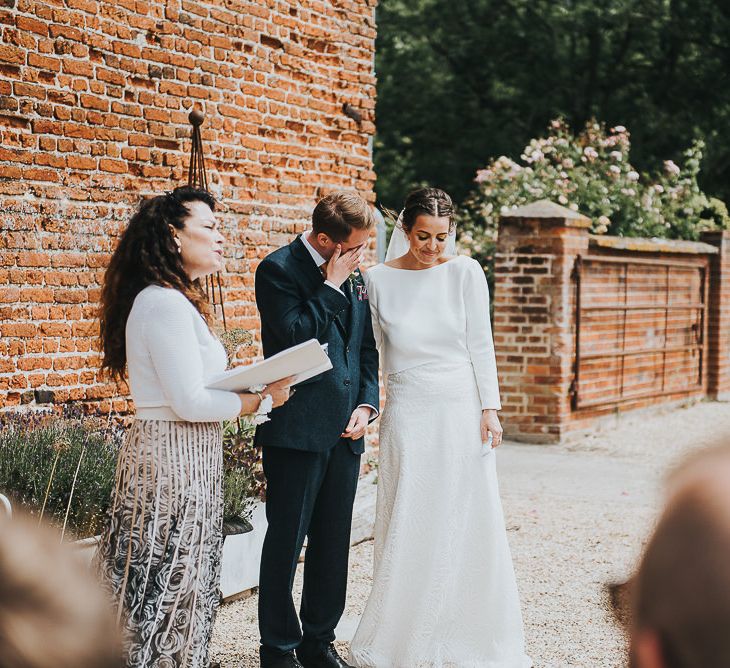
[258,441,360,663]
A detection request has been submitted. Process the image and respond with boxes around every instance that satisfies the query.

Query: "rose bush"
[457,119,730,274]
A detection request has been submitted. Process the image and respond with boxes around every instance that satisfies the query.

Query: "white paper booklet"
[206,339,332,392]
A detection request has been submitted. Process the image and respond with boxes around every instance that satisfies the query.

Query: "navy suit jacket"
[254,236,380,454]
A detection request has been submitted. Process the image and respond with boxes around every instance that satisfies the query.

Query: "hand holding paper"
[262,376,296,408]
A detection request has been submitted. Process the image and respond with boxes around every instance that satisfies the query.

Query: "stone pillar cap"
[501,200,592,227]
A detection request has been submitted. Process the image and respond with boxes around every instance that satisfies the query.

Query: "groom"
[254,191,380,668]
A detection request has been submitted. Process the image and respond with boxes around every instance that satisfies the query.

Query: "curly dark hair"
[99,186,216,382]
[396,187,455,234]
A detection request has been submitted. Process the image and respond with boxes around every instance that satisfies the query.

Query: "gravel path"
[211,400,730,667]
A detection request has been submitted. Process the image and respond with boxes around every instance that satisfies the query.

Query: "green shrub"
[222,418,263,530]
[457,119,730,279]
[0,409,121,540]
[0,409,264,539]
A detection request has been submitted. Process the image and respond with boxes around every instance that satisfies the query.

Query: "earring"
[174,238,182,253]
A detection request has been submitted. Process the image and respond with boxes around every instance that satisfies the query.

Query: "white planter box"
[220,501,267,601]
[0,493,12,518]
[74,534,101,567]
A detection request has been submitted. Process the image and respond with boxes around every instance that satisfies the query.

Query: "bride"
[349,188,531,667]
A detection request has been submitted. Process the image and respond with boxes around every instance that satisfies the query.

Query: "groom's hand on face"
[325,244,366,287]
[342,406,372,440]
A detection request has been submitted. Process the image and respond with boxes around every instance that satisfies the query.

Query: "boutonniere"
[347,269,361,293]
[348,269,368,301]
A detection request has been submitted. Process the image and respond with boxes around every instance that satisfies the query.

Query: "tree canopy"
[374,0,730,211]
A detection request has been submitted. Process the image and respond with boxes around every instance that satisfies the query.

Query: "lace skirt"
[97,419,223,668]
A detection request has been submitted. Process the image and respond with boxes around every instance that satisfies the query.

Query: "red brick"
[63,59,94,76]
[98,158,127,173]
[16,252,50,267]
[66,155,96,170]
[28,53,61,72]
[13,82,47,99]
[17,16,49,36]
[17,357,52,371]
[2,323,38,337]
[0,45,26,65]
[1,0,378,412]
[80,93,109,111]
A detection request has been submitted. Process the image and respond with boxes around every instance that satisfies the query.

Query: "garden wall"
[494,200,730,443]
[0,0,378,412]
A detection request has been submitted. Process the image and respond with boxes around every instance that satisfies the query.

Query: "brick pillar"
[700,230,730,400]
[493,200,591,443]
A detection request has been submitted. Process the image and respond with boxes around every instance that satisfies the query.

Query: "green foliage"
[457,119,729,281]
[0,409,121,539]
[0,409,265,539]
[222,418,263,525]
[219,328,262,529]
[375,0,730,211]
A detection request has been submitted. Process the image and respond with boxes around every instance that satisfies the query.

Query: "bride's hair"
[396,187,455,234]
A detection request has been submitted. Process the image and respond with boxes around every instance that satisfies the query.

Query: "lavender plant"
[0,408,122,539]
[222,417,262,534]
[1,407,264,539]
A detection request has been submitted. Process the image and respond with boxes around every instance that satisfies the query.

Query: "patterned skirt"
[97,419,224,668]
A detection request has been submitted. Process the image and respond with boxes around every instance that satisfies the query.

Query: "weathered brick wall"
[702,230,730,400]
[0,0,377,412]
[494,201,729,444]
[493,202,590,443]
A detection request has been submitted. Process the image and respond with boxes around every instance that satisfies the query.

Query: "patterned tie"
[319,262,327,279]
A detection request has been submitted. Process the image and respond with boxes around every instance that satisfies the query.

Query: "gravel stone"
[211,400,730,667]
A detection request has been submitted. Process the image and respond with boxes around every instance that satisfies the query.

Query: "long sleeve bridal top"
[364,255,501,410]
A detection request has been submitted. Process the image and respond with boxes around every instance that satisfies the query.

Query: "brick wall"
[702,230,730,400]
[494,201,730,443]
[493,201,590,443]
[0,0,378,412]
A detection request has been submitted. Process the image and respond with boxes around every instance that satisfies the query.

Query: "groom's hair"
[312,191,377,242]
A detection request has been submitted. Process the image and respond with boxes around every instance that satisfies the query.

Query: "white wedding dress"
[350,255,531,668]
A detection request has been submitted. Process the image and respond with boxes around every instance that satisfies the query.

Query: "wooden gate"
[570,255,708,410]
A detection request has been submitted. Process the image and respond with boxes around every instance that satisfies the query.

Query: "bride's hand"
[481,409,503,449]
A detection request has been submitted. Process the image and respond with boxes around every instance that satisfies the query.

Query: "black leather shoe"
[261,650,304,668]
[297,643,353,668]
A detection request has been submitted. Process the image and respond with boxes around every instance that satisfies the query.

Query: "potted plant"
[0,408,121,565]
[220,417,268,600]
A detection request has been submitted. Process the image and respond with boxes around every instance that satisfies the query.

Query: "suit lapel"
[291,235,349,340]
[346,277,360,346]
[334,295,349,340]
[290,236,324,289]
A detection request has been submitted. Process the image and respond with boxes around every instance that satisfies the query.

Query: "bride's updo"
[400,187,455,234]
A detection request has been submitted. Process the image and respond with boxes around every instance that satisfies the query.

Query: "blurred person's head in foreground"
[0,511,122,668]
[611,442,730,668]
